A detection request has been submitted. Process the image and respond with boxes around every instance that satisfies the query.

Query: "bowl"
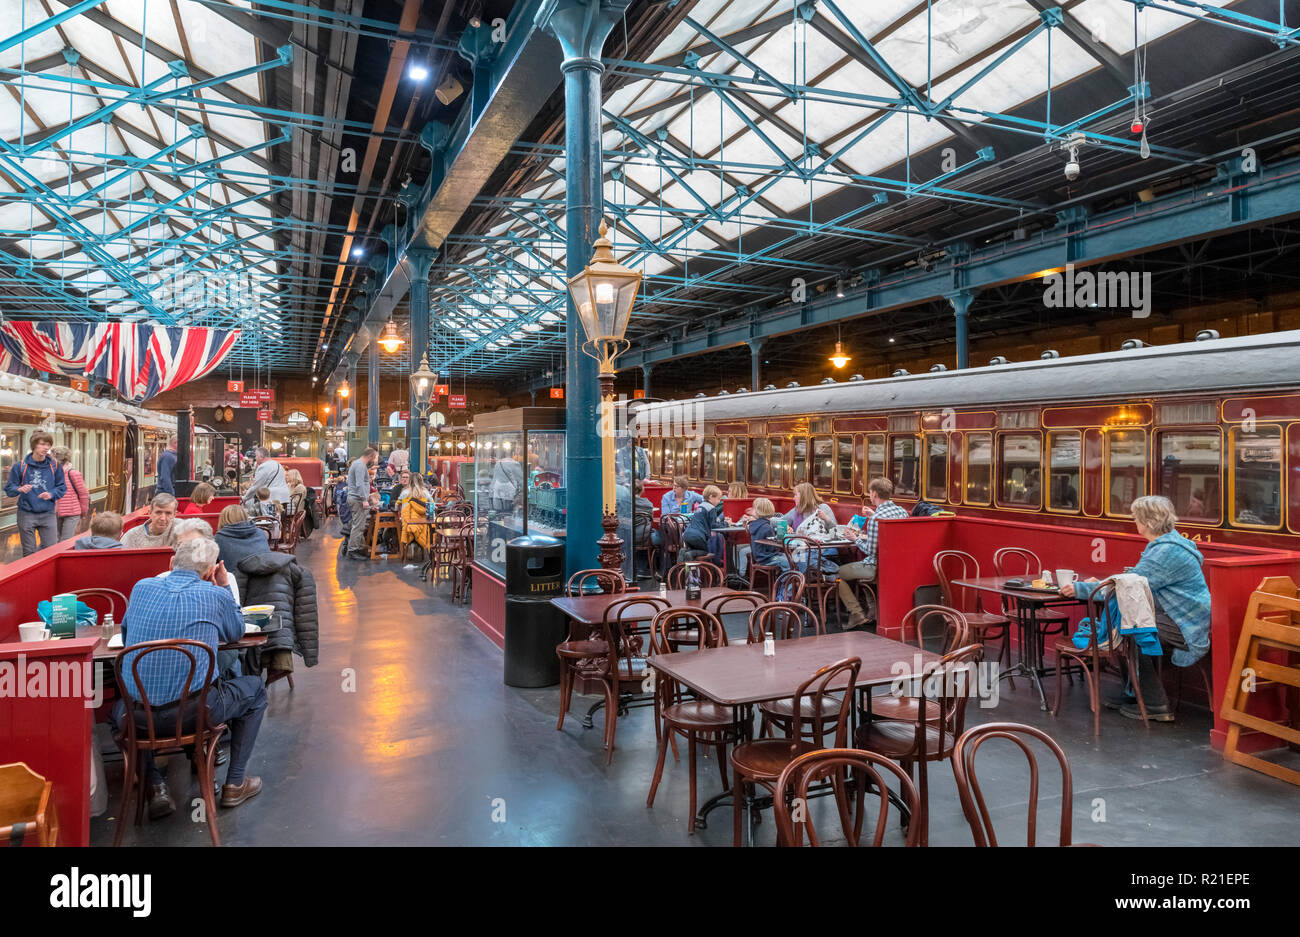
[241,604,274,625]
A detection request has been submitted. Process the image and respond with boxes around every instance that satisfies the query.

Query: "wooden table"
[951,575,1086,711]
[650,630,940,837]
[550,586,736,627]
[85,623,268,663]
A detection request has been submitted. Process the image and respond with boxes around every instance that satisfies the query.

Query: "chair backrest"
[783,536,833,584]
[993,546,1042,579]
[1080,577,1120,654]
[278,511,307,553]
[659,514,688,552]
[648,606,726,655]
[702,590,765,620]
[790,656,860,747]
[114,639,217,751]
[598,595,671,676]
[774,748,922,847]
[72,588,128,622]
[666,560,723,590]
[933,550,984,613]
[914,643,984,758]
[566,568,627,596]
[251,516,277,541]
[900,604,970,655]
[773,570,806,603]
[952,722,1076,846]
[749,602,822,643]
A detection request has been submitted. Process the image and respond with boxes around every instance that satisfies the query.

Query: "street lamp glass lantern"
[567,219,640,368]
[409,353,437,412]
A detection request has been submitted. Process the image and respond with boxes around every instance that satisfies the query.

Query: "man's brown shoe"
[846,612,868,631]
[220,776,262,807]
[148,782,175,820]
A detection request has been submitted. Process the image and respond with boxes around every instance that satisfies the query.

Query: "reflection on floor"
[91,518,1300,846]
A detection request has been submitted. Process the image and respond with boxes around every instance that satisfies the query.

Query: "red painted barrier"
[469,565,506,649]
[273,456,323,489]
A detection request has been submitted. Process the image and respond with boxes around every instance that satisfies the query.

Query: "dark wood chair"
[430,517,469,587]
[783,536,840,627]
[111,639,225,846]
[646,607,734,833]
[731,656,860,846]
[993,547,1071,658]
[933,550,1012,678]
[773,570,806,603]
[72,587,128,622]
[566,568,627,596]
[774,748,922,847]
[251,515,278,544]
[556,595,670,764]
[702,590,766,625]
[854,643,984,846]
[953,722,1092,846]
[865,605,970,726]
[449,523,474,605]
[367,509,399,560]
[748,603,832,740]
[0,762,58,846]
[666,560,723,590]
[745,533,781,599]
[1050,578,1150,736]
[651,514,688,580]
[274,510,307,554]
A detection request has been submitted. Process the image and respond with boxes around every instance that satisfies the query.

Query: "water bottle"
[763,631,775,657]
[658,581,667,598]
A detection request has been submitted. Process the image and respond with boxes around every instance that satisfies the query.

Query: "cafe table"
[86,622,269,663]
[649,630,940,838]
[949,576,1087,711]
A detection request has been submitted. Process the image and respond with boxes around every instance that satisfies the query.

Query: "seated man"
[110,537,267,819]
[121,493,178,549]
[650,475,704,567]
[837,478,909,630]
[74,511,124,550]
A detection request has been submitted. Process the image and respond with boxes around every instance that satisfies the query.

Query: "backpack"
[910,500,942,517]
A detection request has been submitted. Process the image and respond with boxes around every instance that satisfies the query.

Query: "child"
[253,486,281,539]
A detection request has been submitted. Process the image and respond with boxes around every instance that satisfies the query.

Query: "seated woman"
[746,498,790,574]
[727,481,748,499]
[782,482,837,531]
[682,484,728,568]
[182,481,216,515]
[399,472,433,556]
[285,469,307,515]
[1061,495,1210,723]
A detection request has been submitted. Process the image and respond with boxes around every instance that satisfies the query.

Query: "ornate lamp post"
[409,353,437,475]
[567,218,642,572]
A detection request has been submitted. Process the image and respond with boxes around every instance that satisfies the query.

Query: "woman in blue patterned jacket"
[1062,495,1211,723]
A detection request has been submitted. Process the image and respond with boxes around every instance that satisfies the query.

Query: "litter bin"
[503,534,566,687]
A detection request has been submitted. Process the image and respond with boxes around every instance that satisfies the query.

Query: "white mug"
[18,622,51,642]
[1055,569,1078,586]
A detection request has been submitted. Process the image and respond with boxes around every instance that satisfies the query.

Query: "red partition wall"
[469,565,507,649]
[273,456,323,489]
[872,514,1300,751]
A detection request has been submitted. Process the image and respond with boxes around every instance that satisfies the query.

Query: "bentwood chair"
[1050,578,1150,736]
[651,514,688,580]
[783,536,840,627]
[275,511,307,555]
[566,568,627,597]
[556,595,670,765]
[646,607,735,833]
[952,722,1092,846]
[112,640,225,847]
[666,560,724,590]
[774,748,922,847]
[701,591,766,644]
[750,603,832,741]
[731,657,861,847]
[993,547,1071,658]
[864,605,970,726]
[933,551,1012,677]
[773,570,806,604]
[854,643,984,847]
[72,588,128,622]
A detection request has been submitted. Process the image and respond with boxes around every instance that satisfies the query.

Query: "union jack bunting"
[0,321,240,401]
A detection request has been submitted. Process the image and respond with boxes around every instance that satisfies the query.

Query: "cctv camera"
[1064,160,1080,182]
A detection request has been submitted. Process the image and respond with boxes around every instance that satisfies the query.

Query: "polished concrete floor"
[90,518,1300,847]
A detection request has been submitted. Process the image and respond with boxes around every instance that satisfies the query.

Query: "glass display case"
[473,408,566,578]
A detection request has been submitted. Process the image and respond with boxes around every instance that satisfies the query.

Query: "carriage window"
[1048,432,1082,512]
[791,437,808,485]
[812,436,833,490]
[1158,431,1221,524]
[734,438,749,487]
[675,439,687,481]
[0,428,21,490]
[998,433,1042,507]
[700,438,715,480]
[768,438,783,488]
[686,440,699,480]
[1230,426,1282,528]
[965,432,992,505]
[749,436,766,486]
[661,438,674,478]
[890,435,919,498]
[867,434,886,482]
[835,436,854,494]
[924,434,948,501]
[1106,430,1147,517]
[651,439,662,475]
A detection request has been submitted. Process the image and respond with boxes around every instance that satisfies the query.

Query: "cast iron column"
[407,250,435,472]
[749,339,764,390]
[543,0,630,579]
[949,290,974,370]
[367,337,380,449]
[641,363,653,399]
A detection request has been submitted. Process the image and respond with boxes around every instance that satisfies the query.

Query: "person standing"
[346,448,378,559]
[4,431,66,556]
[243,446,291,511]
[51,445,90,541]
[156,434,178,496]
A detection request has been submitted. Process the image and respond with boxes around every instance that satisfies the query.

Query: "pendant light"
[378,319,405,353]
[828,324,850,369]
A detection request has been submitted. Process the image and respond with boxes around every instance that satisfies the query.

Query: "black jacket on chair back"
[235,551,320,668]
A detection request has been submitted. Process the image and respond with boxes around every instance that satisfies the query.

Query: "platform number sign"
[434,384,449,398]
[228,380,244,393]
[550,387,564,399]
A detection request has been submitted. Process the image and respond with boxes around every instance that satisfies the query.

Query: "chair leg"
[602,681,618,765]
[556,662,573,731]
[199,736,221,847]
[687,734,698,835]
[714,736,730,791]
[113,745,136,847]
[646,725,671,808]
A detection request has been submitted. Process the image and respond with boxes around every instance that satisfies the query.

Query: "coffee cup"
[19,622,51,642]
[1055,569,1077,586]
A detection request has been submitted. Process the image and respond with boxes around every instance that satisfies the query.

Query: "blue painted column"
[948,290,975,370]
[543,0,630,579]
[367,337,380,449]
[749,339,764,390]
[407,250,435,473]
[641,363,653,399]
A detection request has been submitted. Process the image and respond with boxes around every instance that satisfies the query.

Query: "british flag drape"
[0,321,240,401]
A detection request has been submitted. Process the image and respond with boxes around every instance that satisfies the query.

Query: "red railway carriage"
[632,330,1300,550]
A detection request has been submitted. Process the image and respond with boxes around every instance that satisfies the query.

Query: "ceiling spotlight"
[888,337,895,344]
[351,246,365,258]
[408,62,430,82]
[835,278,845,298]
[311,376,318,383]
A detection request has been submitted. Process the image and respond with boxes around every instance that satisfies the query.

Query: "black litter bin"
[503,534,566,687]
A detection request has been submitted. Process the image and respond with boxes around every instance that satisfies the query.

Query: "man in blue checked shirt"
[836,477,910,630]
[110,537,268,820]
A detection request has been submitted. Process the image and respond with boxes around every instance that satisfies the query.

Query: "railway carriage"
[632,330,1300,550]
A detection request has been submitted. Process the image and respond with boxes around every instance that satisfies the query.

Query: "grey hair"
[151,493,178,509]
[172,536,220,573]
[171,518,213,540]
[1130,495,1178,535]
[255,446,270,459]
[50,445,72,464]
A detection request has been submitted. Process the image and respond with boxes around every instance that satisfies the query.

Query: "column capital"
[405,248,437,283]
[946,289,976,313]
[539,0,631,64]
